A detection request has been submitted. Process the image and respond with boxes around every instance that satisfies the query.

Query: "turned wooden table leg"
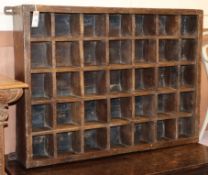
[0,88,25,175]
[0,104,8,175]
[0,124,6,175]
[0,76,28,174]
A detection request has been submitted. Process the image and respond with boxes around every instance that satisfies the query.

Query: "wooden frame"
[5,5,202,168]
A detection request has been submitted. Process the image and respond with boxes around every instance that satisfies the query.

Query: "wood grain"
[6,143,208,175]
[0,75,28,90]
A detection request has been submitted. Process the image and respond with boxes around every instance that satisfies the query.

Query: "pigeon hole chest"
[9,5,202,168]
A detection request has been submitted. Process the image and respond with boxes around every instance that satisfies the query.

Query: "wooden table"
[0,75,28,175]
[5,143,208,175]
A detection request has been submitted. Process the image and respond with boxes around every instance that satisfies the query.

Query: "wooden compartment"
[157,119,176,141]
[134,122,154,144]
[135,14,156,36]
[84,99,107,123]
[181,15,197,36]
[181,39,197,61]
[135,68,155,90]
[110,125,132,148]
[135,95,155,119]
[180,92,194,115]
[159,15,178,35]
[109,14,132,36]
[56,131,81,154]
[30,13,51,37]
[56,102,81,126]
[159,39,180,61]
[84,41,106,66]
[178,117,194,138]
[158,66,178,89]
[32,135,54,159]
[110,69,132,93]
[31,42,52,68]
[84,71,106,95]
[12,5,202,168]
[32,104,52,132]
[110,97,132,121]
[84,128,107,151]
[135,39,156,63]
[31,73,52,99]
[84,14,106,37]
[109,40,132,65]
[180,65,195,88]
[56,72,81,97]
[157,93,177,118]
[55,41,80,67]
[55,13,80,37]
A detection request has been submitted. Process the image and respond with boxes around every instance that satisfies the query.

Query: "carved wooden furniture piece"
[0,75,27,175]
[7,5,202,168]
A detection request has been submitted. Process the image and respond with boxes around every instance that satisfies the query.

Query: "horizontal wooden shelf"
[30,63,197,73]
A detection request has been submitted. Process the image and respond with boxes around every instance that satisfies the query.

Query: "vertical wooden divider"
[176,67,180,140]
[195,13,203,138]
[154,14,159,143]
[25,9,33,163]
[51,12,57,158]
[105,13,111,150]
[175,15,181,140]
[79,13,85,153]
[131,14,135,146]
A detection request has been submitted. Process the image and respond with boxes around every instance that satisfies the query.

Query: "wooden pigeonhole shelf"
[8,5,202,168]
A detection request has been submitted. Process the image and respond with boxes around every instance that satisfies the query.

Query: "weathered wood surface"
[6,143,208,175]
[10,5,203,168]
